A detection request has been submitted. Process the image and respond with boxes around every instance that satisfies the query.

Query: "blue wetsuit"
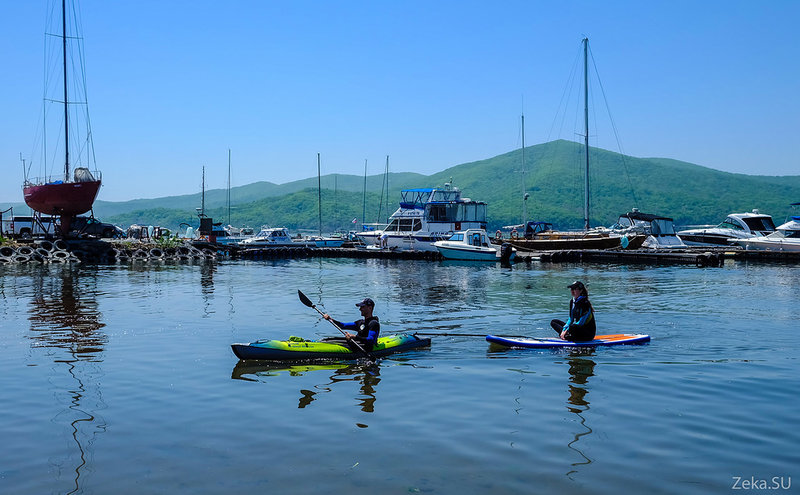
[330,316,380,351]
[550,296,596,341]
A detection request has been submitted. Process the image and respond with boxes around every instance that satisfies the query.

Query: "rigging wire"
[588,45,640,209]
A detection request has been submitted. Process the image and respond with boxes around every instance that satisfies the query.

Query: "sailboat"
[23,0,102,236]
[506,38,644,251]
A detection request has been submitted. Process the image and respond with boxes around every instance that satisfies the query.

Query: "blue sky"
[1,0,798,203]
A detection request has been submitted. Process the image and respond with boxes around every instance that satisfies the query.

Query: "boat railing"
[23,169,103,187]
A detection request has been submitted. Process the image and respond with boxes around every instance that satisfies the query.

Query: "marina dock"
[3,238,800,265]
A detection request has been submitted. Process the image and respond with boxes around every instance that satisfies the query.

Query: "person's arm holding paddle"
[323,297,380,351]
[322,314,358,339]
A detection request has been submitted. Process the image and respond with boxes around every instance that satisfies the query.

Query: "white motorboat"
[210,225,255,246]
[678,210,776,246]
[310,236,345,248]
[730,216,800,252]
[356,181,487,252]
[434,229,515,262]
[239,227,313,248]
[613,209,687,249]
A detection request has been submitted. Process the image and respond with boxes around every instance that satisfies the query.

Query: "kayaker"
[323,297,381,351]
[551,281,596,342]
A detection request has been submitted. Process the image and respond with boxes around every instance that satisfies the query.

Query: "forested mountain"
[4,140,797,232]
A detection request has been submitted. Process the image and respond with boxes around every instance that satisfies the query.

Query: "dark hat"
[355,297,375,308]
[567,281,586,290]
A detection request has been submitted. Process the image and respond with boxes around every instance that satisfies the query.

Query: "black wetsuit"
[330,316,380,352]
[550,296,596,342]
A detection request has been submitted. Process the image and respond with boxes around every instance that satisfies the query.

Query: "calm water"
[0,258,798,494]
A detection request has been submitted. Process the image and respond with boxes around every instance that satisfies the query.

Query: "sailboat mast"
[384,155,389,224]
[583,37,590,230]
[317,153,322,236]
[62,0,69,180]
[362,159,367,230]
[201,166,205,216]
[227,149,231,225]
[521,113,527,226]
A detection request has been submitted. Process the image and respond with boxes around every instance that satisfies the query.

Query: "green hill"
[5,140,799,232]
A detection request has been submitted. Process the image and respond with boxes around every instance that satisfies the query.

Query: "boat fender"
[621,235,630,249]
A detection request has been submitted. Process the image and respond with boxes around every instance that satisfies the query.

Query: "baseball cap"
[355,297,375,308]
[567,281,585,290]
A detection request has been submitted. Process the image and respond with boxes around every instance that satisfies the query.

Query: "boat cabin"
[446,229,492,248]
[717,213,776,235]
[616,209,686,249]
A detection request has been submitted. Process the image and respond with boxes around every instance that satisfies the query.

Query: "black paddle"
[297,290,371,359]
[413,332,530,338]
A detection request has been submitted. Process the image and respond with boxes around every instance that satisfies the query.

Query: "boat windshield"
[448,233,464,242]
[718,218,745,230]
[399,189,434,209]
[742,217,776,232]
[650,219,676,235]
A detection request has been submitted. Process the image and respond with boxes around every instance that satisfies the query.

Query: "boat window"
[413,219,422,231]
[449,233,463,242]
[617,217,633,228]
[719,219,744,230]
[399,219,414,231]
[384,220,400,232]
[427,205,452,222]
[784,230,800,238]
[743,217,776,232]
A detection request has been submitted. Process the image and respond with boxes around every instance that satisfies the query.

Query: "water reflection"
[563,349,596,478]
[232,361,382,413]
[27,265,107,495]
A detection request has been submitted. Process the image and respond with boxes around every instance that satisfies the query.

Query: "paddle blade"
[297,290,315,308]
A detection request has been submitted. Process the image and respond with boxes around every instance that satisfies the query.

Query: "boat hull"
[678,232,736,246]
[731,238,800,252]
[23,180,102,216]
[231,333,431,361]
[508,234,625,251]
[487,333,651,349]
[435,244,507,261]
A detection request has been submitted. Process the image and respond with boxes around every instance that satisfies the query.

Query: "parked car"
[70,216,126,238]
[0,215,57,238]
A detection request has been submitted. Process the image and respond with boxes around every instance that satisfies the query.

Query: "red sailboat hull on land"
[23,180,101,216]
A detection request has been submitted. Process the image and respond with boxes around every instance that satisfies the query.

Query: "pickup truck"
[1,215,124,239]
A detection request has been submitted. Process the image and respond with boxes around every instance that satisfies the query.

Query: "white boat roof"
[776,217,800,231]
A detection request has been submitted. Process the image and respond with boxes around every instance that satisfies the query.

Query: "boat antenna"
[62,0,69,181]
[583,37,590,230]
[201,165,205,217]
[317,152,322,237]
[362,158,367,230]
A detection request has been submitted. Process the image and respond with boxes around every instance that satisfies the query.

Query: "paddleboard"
[486,333,650,349]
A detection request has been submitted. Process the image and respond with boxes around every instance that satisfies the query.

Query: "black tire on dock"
[37,240,55,252]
